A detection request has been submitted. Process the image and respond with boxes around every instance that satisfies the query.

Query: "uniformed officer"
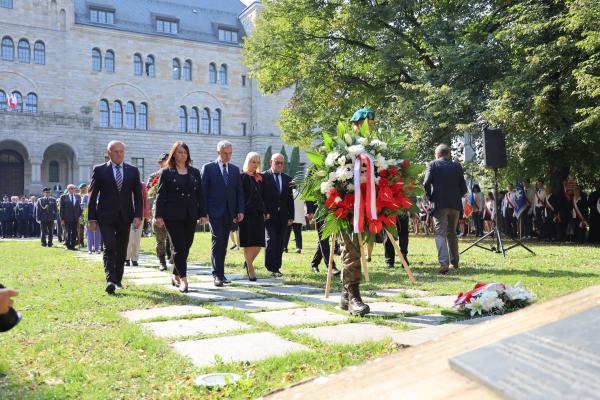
[29,195,39,237]
[16,196,29,238]
[36,188,58,247]
[0,196,7,238]
[7,196,17,238]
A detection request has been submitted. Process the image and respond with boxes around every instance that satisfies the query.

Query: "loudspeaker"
[483,127,507,168]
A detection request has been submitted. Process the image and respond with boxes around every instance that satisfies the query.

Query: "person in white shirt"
[284,188,306,253]
[472,184,485,237]
[483,192,496,232]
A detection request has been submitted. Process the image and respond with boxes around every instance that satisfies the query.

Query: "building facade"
[0,0,294,195]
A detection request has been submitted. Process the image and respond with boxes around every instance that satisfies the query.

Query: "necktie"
[275,173,281,193]
[71,194,75,205]
[115,165,123,191]
[222,164,229,186]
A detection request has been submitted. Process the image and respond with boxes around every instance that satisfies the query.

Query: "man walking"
[60,184,82,250]
[88,140,143,294]
[36,188,57,247]
[423,144,467,274]
[201,140,244,287]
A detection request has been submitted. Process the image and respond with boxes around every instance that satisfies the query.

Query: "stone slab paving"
[392,313,447,327]
[172,332,310,367]
[367,302,429,317]
[169,285,266,301]
[121,305,211,322]
[294,323,398,345]
[232,278,285,287]
[295,292,377,306]
[141,316,250,339]
[413,295,457,308]
[127,277,177,286]
[124,267,158,274]
[251,307,347,328]
[123,271,172,279]
[214,297,300,312]
[260,285,323,296]
[369,288,429,298]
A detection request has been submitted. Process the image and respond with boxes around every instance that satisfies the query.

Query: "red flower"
[408,178,415,184]
[150,175,159,188]
[391,181,404,194]
[254,173,263,183]
[368,218,383,234]
[380,214,397,227]
[407,185,415,191]
[388,167,398,176]
[401,160,410,168]
[340,194,354,210]
[378,178,390,188]
[334,207,349,219]
[325,189,340,209]
[379,170,389,178]
[378,186,400,211]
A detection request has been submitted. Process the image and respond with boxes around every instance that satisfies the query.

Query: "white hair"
[67,184,76,190]
[271,152,284,161]
[216,140,232,151]
[107,140,125,151]
[243,152,261,173]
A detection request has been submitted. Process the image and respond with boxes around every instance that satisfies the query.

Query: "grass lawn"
[1,232,599,399]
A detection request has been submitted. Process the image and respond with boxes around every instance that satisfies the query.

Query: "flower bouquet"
[453,281,534,317]
[147,174,160,198]
[300,122,423,284]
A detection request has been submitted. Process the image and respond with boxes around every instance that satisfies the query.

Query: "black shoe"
[230,244,237,250]
[171,277,180,287]
[366,256,372,262]
[296,249,302,254]
[105,282,116,294]
[214,277,224,287]
[41,243,47,247]
[332,267,341,276]
[132,261,138,267]
[283,248,288,253]
[402,253,410,267]
[48,243,53,247]
[386,263,394,269]
[272,271,284,278]
[124,260,131,266]
[159,255,167,271]
[311,265,319,273]
[222,277,232,284]
[179,285,189,293]
[159,264,167,271]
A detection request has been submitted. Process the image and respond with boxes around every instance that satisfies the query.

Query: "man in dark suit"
[262,153,294,277]
[59,184,82,250]
[36,188,57,247]
[201,140,245,287]
[88,140,143,294]
[423,144,467,274]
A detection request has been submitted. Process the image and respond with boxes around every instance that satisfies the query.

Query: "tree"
[279,145,289,174]
[263,145,272,171]
[288,147,301,179]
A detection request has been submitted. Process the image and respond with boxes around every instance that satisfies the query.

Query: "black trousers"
[30,218,40,237]
[209,215,233,278]
[284,223,303,250]
[311,219,335,269]
[99,215,130,285]
[164,219,197,278]
[472,212,483,237]
[384,214,409,266]
[40,221,54,246]
[56,219,63,241]
[64,220,78,249]
[17,220,28,237]
[265,213,287,273]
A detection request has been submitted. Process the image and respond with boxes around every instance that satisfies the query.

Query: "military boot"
[346,283,370,317]
[340,285,349,310]
[159,254,167,271]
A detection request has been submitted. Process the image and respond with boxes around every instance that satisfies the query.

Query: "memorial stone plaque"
[449,306,600,400]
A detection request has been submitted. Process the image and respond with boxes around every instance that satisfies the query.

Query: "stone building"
[0,0,294,195]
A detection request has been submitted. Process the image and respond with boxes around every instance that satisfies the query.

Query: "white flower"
[466,289,504,317]
[335,165,353,182]
[370,139,387,150]
[346,183,354,192]
[357,137,367,145]
[347,145,366,158]
[320,181,332,194]
[374,154,387,169]
[344,133,353,145]
[316,170,327,177]
[328,171,338,182]
[504,282,533,302]
[325,152,340,167]
[337,155,347,166]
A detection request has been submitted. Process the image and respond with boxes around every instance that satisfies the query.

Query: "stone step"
[294,323,399,345]
[121,305,211,322]
[251,307,347,328]
[141,316,250,339]
[213,297,301,312]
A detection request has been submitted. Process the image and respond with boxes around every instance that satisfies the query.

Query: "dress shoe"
[271,271,283,278]
[124,260,131,266]
[439,265,450,274]
[346,283,370,316]
[311,265,319,273]
[214,277,224,287]
[48,243,53,247]
[42,243,47,247]
[115,283,124,290]
[132,261,138,267]
[222,277,232,284]
[230,244,238,250]
[283,248,288,253]
[171,277,180,287]
[332,267,341,276]
[105,282,116,294]
[296,249,301,254]
[159,255,167,271]
[450,263,460,270]
[179,285,189,293]
[366,256,372,262]
[386,263,394,269]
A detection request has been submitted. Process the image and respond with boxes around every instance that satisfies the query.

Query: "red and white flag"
[8,93,18,110]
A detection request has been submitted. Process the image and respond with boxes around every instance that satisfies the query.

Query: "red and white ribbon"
[353,154,377,233]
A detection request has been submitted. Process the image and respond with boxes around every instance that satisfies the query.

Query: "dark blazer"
[423,159,467,212]
[88,161,143,224]
[241,173,266,213]
[59,194,82,222]
[262,170,294,221]
[155,167,206,221]
[36,196,57,222]
[200,161,245,219]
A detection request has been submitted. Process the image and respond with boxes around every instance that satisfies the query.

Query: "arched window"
[172,58,181,80]
[179,106,187,133]
[49,161,60,182]
[209,63,217,83]
[189,107,199,133]
[99,99,109,127]
[0,90,6,112]
[18,39,30,63]
[125,101,136,129]
[25,93,37,113]
[201,108,210,134]
[34,41,45,64]
[145,55,155,77]
[1,0,14,9]
[105,50,115,72]
[111,101,122,128]
[138,102,148,130]
[219,64,228,85]
[212,108,221,135]
[12,91,22,112]
[2,37,14,61]
[92,48,102,71]
[183,59,192,81]
[133,53,142,76]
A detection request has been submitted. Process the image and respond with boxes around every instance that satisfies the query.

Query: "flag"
[8,93,17,110]
[463,193,473,218]
[514,180,528,218]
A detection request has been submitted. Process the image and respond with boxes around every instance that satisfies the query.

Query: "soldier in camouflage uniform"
[339,108,376,317]
[147,153,172,271]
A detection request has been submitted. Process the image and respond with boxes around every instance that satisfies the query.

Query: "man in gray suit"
[423,144,467,274]
[59,184,82,250]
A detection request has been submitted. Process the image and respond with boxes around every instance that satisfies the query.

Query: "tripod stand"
[460,168,535,257]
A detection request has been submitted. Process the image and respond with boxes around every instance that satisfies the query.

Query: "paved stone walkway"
[81,251,493,369]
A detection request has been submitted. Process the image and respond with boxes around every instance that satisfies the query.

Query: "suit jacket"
[423,159,467,212]
[88,161,143,224]
[155,167,206,221]
[35,197,57,222]
[262,170,294,222]
[59,194,82,222]
[200,161,245,219]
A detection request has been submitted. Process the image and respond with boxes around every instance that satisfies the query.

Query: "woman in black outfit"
[238,152,268,281]
[155,141,206,292]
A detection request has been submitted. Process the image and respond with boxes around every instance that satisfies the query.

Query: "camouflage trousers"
[340,231,363,286]
[153,219,171,259]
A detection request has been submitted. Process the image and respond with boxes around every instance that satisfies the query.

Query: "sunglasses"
[273,161,284,165]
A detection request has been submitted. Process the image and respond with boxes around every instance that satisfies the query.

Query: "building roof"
[74,0,247,45]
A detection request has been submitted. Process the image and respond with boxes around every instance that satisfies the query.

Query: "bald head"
[107,140,125,165]
[270,153,285,174]
[435,144,450,160]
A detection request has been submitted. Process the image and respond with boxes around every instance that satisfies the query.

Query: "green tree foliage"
[289,147,301,179]
[279,145,289,174]
[263,145,272,171]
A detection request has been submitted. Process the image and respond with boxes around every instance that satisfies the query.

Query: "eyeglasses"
[273,161,284,165]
